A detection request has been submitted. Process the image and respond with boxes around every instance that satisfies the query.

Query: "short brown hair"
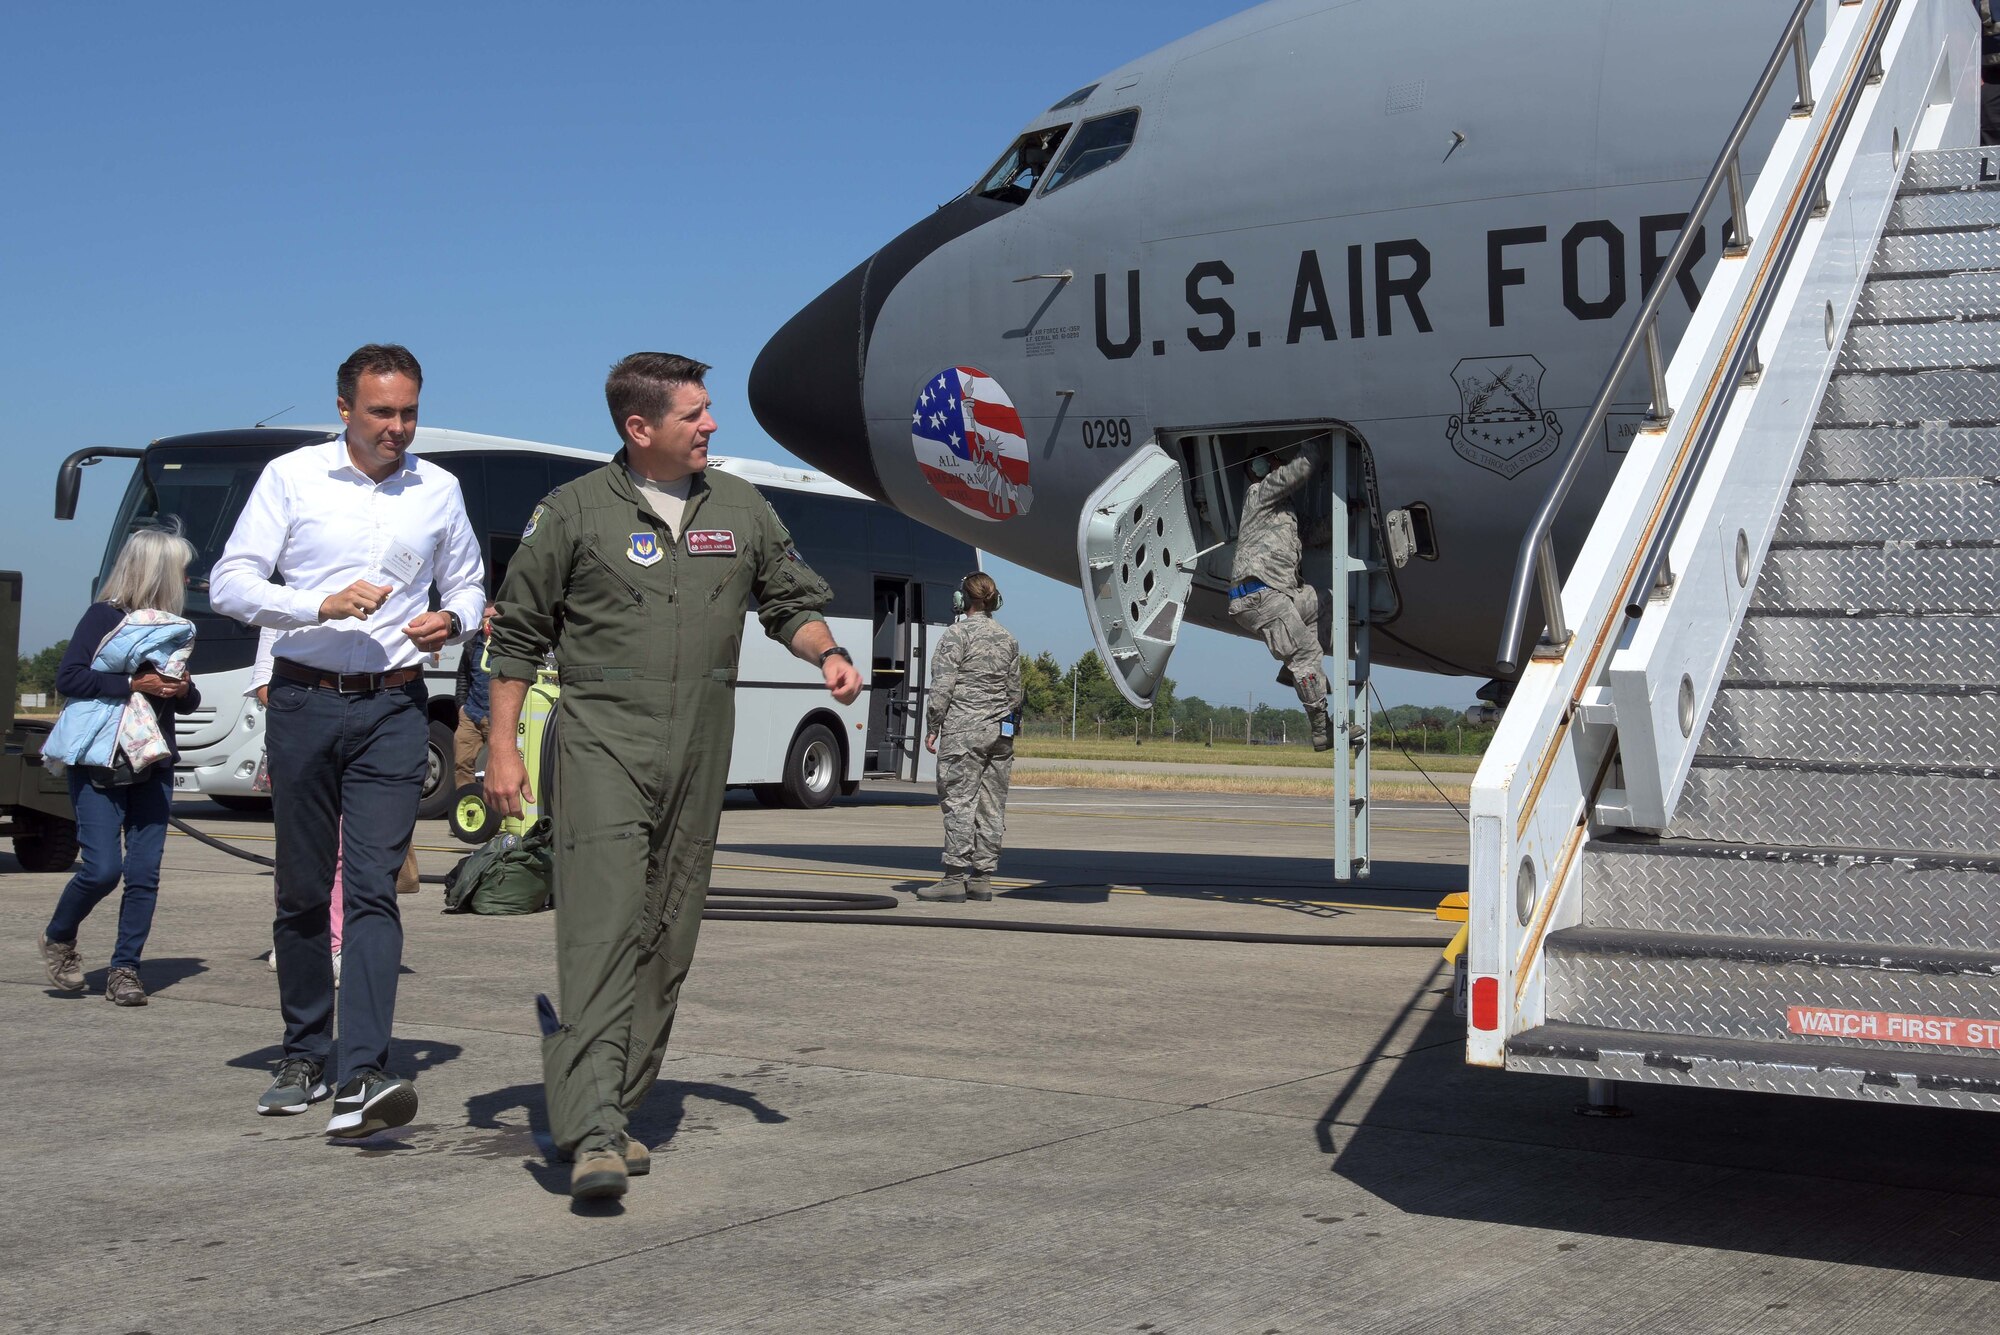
[606,352,711,446]
[337,344,422,404]
[961,572,1000,610]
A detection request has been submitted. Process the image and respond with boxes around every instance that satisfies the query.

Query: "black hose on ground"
[169,817,1445,947]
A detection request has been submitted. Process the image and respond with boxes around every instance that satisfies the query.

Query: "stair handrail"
[1493,0,1829,676]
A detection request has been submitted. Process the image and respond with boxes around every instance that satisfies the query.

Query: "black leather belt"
[273,658,423,694]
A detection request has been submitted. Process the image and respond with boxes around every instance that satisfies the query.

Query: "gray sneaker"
[104,966,147,1006]
[914,874,968,903]
[258,1058,331,1116]
[326,1070,418,1139]
[39,934,84,992]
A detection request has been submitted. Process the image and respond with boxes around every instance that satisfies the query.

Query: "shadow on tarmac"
[469,1077,790,1211]
[54,955,210,998]
[1318,972,2000,1279]
[225,1037,466,1079]
[725,841,1460,919]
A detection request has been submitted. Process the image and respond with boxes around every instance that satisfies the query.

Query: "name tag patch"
[687,530,737,555]
[628,532,663,567]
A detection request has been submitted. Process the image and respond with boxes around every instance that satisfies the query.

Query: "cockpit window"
[1048,83,1098,112]
[974,124,1071,205]
[1038,109,1139,195]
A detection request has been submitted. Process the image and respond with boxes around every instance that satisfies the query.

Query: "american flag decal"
[910,366,1033,522]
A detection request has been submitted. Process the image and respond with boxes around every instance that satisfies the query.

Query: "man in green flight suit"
[485,352,862,1202]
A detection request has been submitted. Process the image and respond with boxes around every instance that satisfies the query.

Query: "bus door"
[866,576,926,781]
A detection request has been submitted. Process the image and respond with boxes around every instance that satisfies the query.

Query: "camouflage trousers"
[936,726,1014,875]
[1229,585,1328,708]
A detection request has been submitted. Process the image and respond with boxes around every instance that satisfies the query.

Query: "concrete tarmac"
[3,783,1996,1333]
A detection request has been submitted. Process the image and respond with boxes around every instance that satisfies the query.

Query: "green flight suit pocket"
[640,834,714,952]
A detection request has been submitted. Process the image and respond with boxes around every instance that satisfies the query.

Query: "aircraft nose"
[749,256,880,500]
[750,194,1020,503]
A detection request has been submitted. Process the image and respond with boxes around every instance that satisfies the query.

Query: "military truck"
[1,571,78,872]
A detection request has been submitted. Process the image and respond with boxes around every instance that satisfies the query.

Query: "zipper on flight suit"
[580,540,646,607]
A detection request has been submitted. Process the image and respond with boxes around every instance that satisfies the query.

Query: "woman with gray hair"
[38,525,202,1006]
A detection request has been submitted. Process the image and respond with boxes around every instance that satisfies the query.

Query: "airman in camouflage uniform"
[484,354,860,1201]
[1228,448,1334,751]
[916,573,1022,904]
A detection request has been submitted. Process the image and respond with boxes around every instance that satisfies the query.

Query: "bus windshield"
[100,442,291,616]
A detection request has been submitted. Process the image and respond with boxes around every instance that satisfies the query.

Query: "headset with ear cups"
[952,573,1002,615]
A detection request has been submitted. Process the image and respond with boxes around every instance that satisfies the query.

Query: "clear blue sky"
[1,0,1475,710]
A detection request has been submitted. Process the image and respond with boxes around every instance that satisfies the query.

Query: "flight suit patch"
[628,532,664,567]
[522,504,545,543]
[687,530,737,555]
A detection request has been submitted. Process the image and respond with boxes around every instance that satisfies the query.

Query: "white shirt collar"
[331,434,418,484]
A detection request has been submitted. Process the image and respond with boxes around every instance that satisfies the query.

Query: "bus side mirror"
[54,446,146,520]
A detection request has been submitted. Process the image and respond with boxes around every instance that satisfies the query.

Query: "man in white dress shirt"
[212,344,484,1137]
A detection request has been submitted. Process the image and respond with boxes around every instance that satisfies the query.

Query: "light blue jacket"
[44,612,195,773]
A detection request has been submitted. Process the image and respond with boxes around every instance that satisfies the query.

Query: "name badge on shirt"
[687,530,737,555]
[379,540,424,586]
[628,532,663,567]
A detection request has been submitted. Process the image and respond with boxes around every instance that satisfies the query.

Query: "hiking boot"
[104,966,147,1006]
[39,934,84,992]
[572,1146,628,1200]
[965,875,994,902]
[326,1070,418,1138]
[1308,704,1334,753]
[915,874,968,903]
[257,1058,330,1116]
[625,1137,652,1176]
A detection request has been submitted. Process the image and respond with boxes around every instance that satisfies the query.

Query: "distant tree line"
[1019,649,1495,753]
[15,640,67,697]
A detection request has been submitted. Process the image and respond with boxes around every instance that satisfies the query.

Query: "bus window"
[485,456,548,540]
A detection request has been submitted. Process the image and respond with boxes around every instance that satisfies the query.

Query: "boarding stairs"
[1469,0,2000,1110]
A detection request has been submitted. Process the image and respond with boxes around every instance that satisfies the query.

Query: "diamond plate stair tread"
[1898,146,2000,192]
[1818,369,2000,425]
[1751,546,2000,615]
[1543,932,2000,1054]
[1583,838,2000,947]
[1888,188,2000,231]
[1837,321,2000,372]
[1507,1024,2000,1109]
[1854,271,2000,321]
[1800,425,2000,480]
[1730,615,2000,687]
[1870,231,2000,277]
[1670,764,2000,855]
[1772,479,2000,543]
[1701,687,2000,767]
[1548,926,2000,976]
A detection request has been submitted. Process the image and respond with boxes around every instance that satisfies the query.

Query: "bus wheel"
[450,783,497,844]
[13,812,80,872]
[779,723,840,809]
[417,719,457,820]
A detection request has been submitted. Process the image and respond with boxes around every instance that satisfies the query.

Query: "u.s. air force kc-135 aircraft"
[750,0,1807,704]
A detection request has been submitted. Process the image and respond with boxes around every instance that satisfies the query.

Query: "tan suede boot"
[625,1137,652,1176]
[571,1146,628,1200]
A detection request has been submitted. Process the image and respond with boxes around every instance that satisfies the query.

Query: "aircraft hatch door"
[1076,443,1196,707]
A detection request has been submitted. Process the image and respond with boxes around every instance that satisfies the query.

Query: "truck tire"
[417,718,457,820]
[779,722,840,810]
[13,814,80,873]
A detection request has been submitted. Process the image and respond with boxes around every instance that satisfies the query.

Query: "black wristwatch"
[444,610,463,639]
[817,646,853,668]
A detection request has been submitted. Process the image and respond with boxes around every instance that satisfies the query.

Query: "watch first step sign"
[1789,1006,2000,1050]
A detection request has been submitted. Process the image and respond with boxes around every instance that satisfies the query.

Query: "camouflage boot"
[1309,704,1334,752]
[915,873,968,903]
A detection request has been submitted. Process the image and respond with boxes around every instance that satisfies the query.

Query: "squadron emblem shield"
[628,532,663,567]
[1446,356,1563,479]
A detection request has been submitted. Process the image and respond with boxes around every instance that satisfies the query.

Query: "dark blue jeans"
[47,765,173,971]
[266,677,426,1080]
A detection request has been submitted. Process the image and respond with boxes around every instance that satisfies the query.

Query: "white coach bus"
[55,427,972,814]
